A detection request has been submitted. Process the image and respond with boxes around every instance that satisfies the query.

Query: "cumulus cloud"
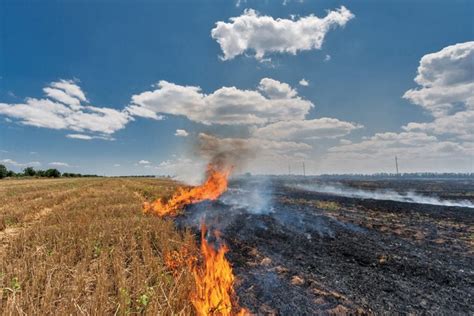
[0,80,131,139]
[403,110,474,141]
[252,118,362,140]
[211,7,354,60]
[299,79,309,86]
[319,42,474,173]
[138,160,150,164]
[403,41,474,117]
[175,129,189,137]
[127,78,313,125]
[402,41,474,143]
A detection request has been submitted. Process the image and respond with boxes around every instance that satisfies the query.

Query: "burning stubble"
[142,135,252,315]
[191,226,249,316]
[143,164,231,217]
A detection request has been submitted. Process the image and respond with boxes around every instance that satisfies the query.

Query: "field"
[0,178,198,315]
[1,177,473,315]
[178,177,474,314]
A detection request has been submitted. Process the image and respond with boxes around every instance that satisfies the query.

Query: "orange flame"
[191,226,249,316]
[143,164,231,217]
[142,163,249,315]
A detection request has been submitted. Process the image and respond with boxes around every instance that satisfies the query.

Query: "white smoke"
[220,177,274,214]
[295,183,474,209]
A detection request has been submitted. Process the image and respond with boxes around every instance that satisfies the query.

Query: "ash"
[177,177,474,315]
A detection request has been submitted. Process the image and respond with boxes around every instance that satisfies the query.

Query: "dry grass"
[0,178,197,315]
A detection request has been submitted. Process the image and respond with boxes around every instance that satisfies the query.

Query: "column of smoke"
[179,133,274,230]
[295,183,474,209]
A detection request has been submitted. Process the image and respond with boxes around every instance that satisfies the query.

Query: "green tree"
[6,170,16,177]
[45,169,61,178]
[23,167,36,177]
[36,170,46,177]
[0,164,7,179]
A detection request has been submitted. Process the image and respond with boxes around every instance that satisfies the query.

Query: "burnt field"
[179,178,474,315]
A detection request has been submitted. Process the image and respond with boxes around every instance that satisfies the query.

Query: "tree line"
[0,165,99,179]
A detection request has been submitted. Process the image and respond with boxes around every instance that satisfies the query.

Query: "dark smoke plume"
[197,133,257,172]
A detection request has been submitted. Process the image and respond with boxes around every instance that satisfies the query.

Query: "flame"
[191,226,249,316]
[142,163,249,315]
[165,246,197,277]
[143,164,231,217]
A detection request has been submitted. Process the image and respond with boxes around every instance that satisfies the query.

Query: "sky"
[0,0,473,178]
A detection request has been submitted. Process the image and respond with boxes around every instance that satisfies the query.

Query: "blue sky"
[1,0,473,177]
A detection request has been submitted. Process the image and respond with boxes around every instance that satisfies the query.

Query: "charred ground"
[181,178,474,315]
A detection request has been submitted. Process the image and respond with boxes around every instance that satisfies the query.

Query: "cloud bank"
[127,78,314,125]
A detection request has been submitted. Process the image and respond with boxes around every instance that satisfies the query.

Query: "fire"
[191,226,249,316]
[165,246,197,277]
[143,164,231,217]
[143,163,249,315]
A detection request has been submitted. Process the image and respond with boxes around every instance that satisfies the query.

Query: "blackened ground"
[181,179,474,315]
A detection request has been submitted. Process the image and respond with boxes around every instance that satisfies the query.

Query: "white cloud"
[324,132,473,173]
[0,80,131,139]
[49,162,69,167]
[127,78,313,125]
[253,118,362,140]
[66,133,115,141]
[298,79,309,86]
[50,80,88,103]
[318,42,474,173]
[403,41,474,117]
[1,159,41,167]
[211,7,354,61]
[138,160,150,164]
[175,129,189,137]
[402,41,474,143]
[126,105,163,120]
[113,164,121,167]
[403,110,474,141]
[235,0,246,7]
[324,54,331,62]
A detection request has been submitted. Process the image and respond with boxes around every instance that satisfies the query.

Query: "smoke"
[197,133,256,172]
[220,177,274,214]
[176,176,275,234]
[294,183,474,209]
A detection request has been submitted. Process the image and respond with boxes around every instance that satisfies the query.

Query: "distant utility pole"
[302,161,306,176]
[395,156,399,176]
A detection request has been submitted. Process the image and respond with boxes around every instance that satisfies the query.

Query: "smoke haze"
[294,183,474,209]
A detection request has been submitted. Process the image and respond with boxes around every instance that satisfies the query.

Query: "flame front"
[191,226,248,316]
[143,164,231,217]
[143,164,249,315]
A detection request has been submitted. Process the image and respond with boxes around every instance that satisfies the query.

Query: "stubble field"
[0,178,198,315]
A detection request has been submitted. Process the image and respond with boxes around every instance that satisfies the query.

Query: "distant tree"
[0,164,7,179]
[6,170,16,177]
[44,168,61,178]
[36,170,46,177]
[23,167,36,177]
